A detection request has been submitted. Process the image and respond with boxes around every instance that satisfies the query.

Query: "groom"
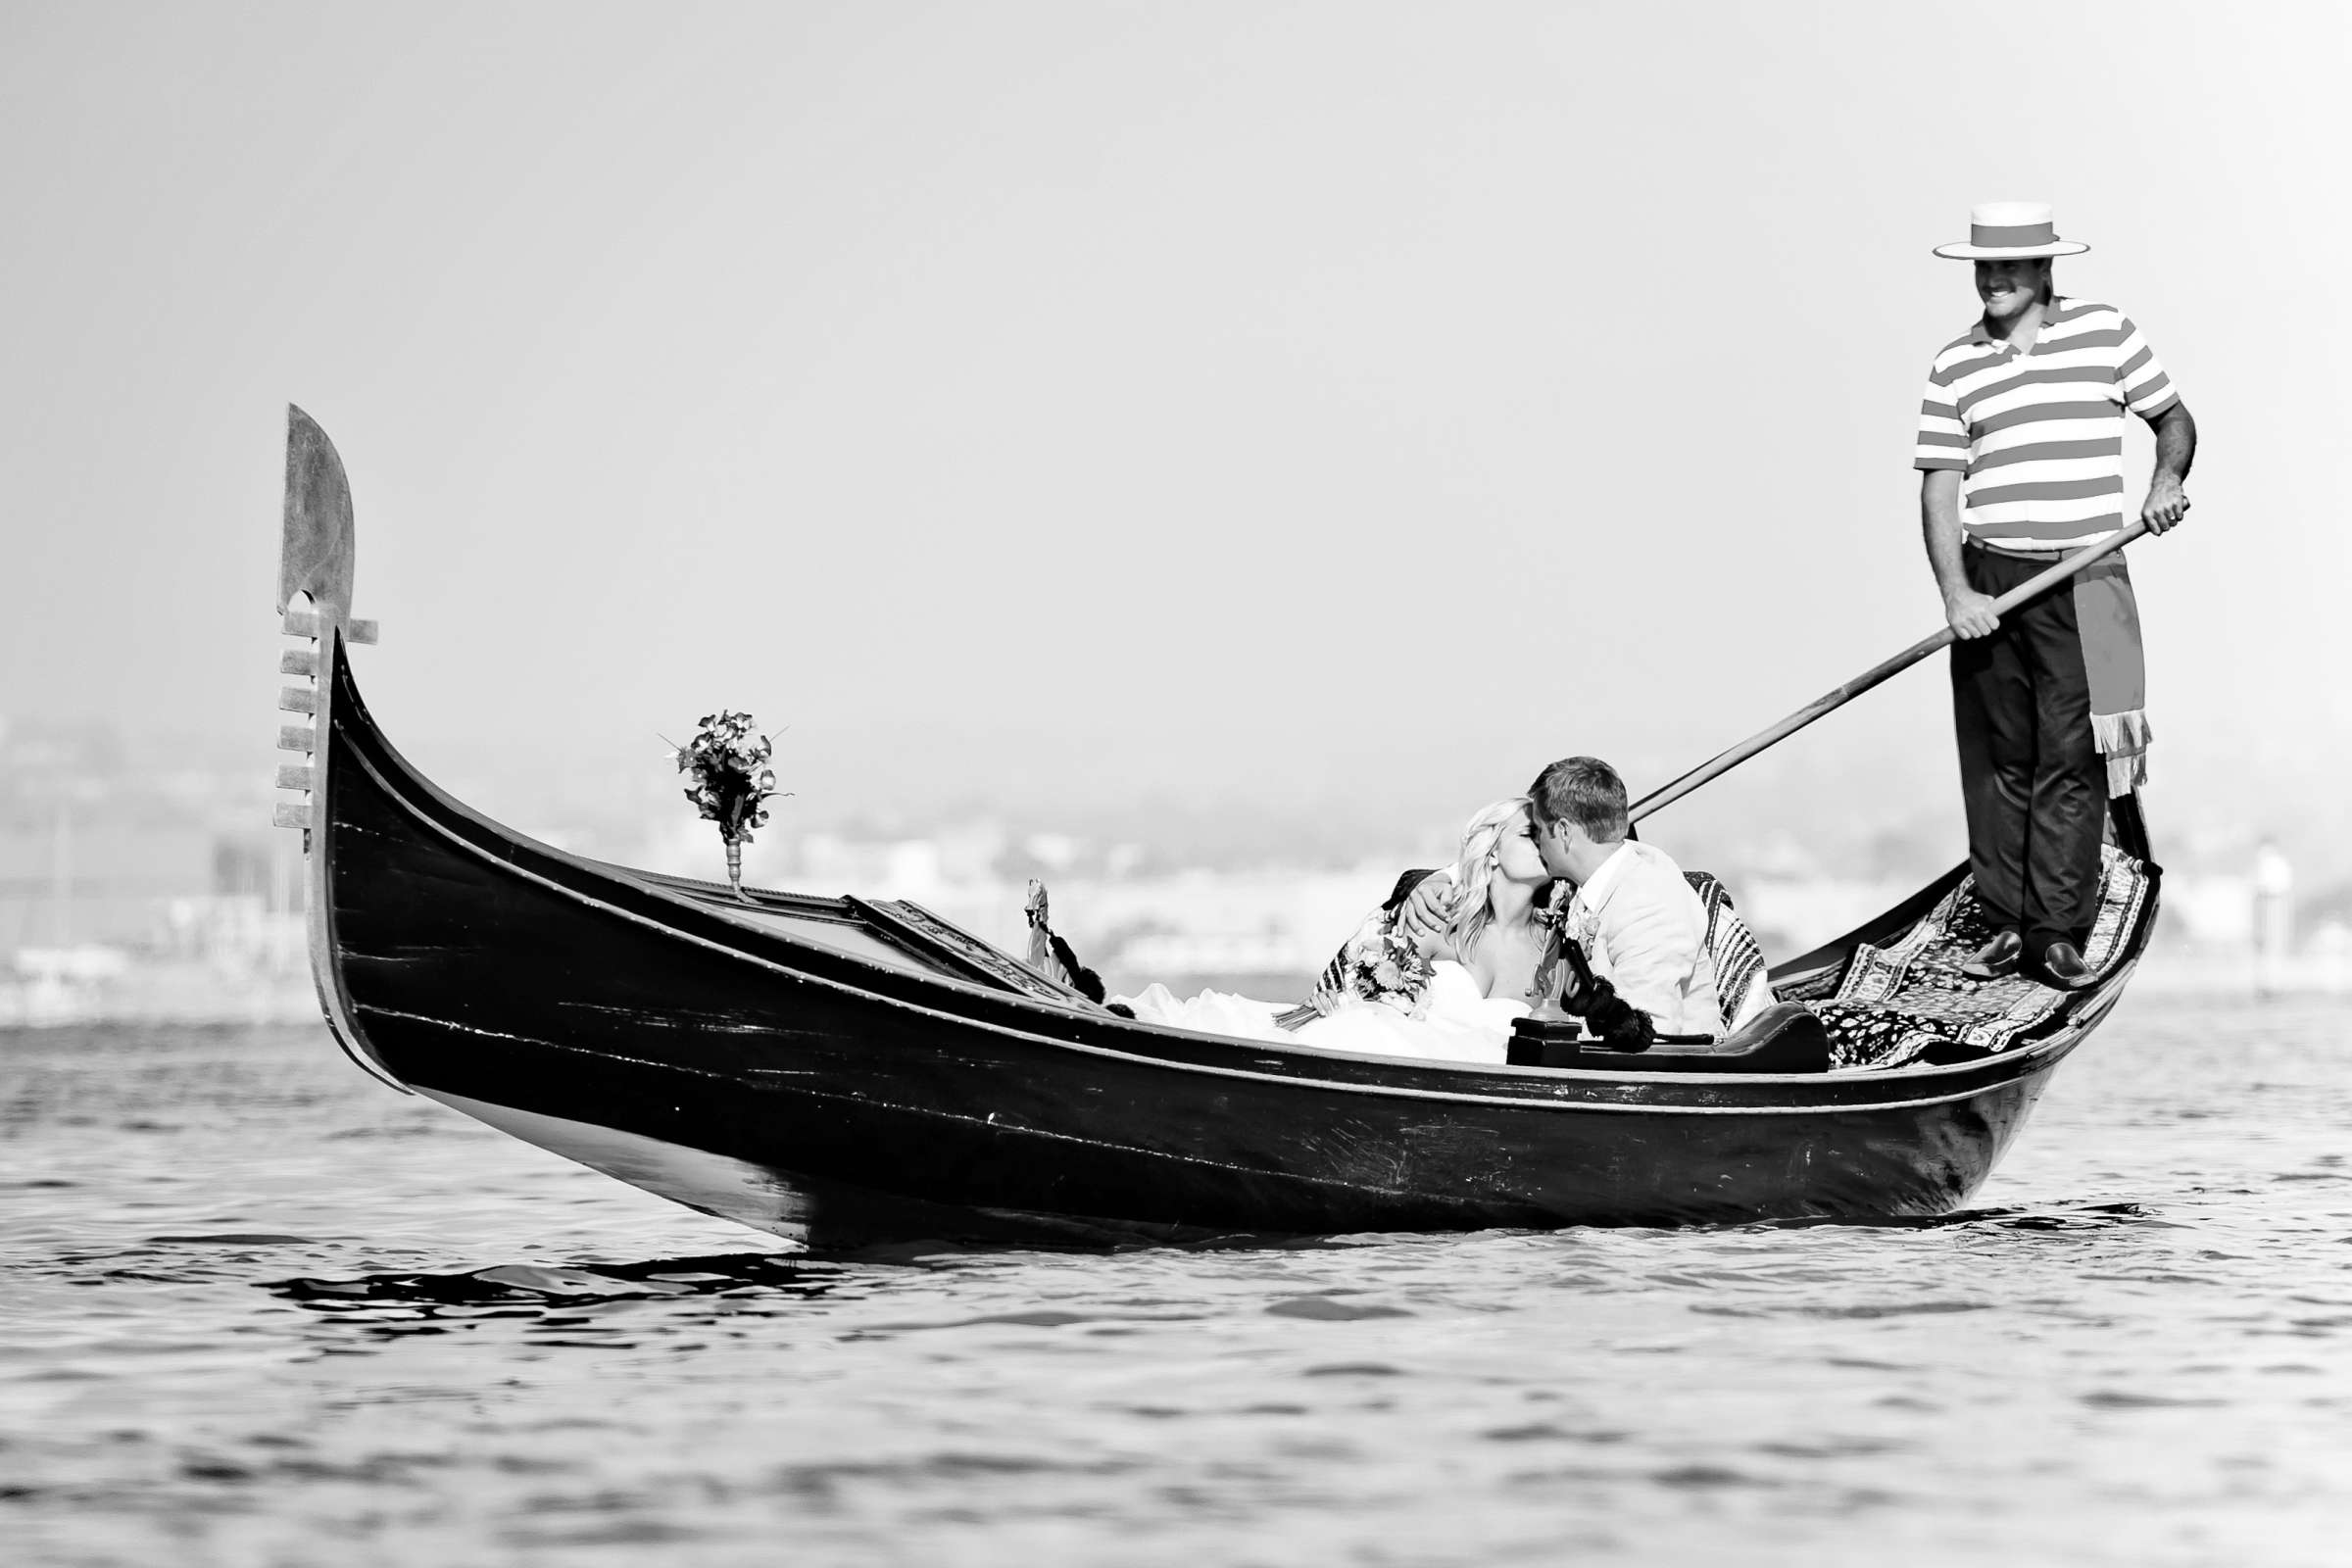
[1397,756,1724,1038]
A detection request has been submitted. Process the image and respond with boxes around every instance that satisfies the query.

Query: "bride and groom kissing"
[1116,756,1769,1063]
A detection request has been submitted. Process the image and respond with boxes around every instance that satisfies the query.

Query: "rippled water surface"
[5,996,2349,1566]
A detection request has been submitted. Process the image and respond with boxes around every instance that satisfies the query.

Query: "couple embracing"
[1120,757,1766,1063]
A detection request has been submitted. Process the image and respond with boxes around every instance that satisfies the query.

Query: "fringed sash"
[2074,554,2150,796]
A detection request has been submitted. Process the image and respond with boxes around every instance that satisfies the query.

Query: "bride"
[1115,798,1557,1063]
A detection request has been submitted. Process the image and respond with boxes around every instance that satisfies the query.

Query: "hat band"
[1970,220,2058,249]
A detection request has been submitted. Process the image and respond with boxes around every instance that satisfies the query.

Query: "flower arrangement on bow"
[670,710,788,895]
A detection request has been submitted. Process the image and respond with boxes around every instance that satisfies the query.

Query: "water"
[4,996,2348,1567]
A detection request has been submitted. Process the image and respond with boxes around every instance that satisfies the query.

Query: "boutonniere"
[1540,883,1594,944]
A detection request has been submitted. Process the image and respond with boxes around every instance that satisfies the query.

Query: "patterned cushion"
[1684,871,1774,1033]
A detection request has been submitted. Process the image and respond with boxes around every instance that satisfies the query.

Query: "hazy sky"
[6,3,2347,861]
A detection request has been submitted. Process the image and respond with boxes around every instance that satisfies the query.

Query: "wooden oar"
[1628,520,2151,824]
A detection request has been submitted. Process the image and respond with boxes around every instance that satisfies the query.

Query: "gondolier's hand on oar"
[2142,471,2190,534]
[1944,585,2001,641]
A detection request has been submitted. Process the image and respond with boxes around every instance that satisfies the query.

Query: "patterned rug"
[1813,845,2154,1071]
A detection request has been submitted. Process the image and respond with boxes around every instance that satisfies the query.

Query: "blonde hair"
[1446,797,1530,958]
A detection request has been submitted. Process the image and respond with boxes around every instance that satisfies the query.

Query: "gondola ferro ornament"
[672,711,786,899]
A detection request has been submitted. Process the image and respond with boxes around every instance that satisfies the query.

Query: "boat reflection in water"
[271,408,2159,1250]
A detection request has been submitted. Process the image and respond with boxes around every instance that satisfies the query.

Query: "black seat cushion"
[1510,1003,1832,1073]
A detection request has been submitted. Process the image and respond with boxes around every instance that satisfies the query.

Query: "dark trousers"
[1949,545,2105,954]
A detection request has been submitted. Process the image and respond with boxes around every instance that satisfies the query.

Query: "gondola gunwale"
[318,634,2135,1119]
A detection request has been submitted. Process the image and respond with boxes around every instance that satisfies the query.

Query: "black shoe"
[1959,930,2023,980]
[2039,941,2093,989]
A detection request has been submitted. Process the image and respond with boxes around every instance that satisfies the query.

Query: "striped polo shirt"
[1914,298,2180,551]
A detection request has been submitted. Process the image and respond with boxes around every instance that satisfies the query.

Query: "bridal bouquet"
[672,710,787,895]
[1330,917,1437,1018]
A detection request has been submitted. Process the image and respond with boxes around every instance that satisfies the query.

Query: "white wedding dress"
[1116,960,1527,1065]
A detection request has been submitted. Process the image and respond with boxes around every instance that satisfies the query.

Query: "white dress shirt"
[1562,840,1726,1039]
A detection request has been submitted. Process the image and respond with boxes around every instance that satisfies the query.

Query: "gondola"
[271,407,2160,1248]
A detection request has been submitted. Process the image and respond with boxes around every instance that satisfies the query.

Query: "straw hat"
[1933,201,2091,261]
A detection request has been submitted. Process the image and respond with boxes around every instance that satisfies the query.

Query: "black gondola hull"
[318,650,2098,1247]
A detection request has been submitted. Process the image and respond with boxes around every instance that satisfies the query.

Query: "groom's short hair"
[1529,756,1629,842]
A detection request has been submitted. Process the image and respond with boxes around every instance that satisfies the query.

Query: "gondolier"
[1916,202,2197,986]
